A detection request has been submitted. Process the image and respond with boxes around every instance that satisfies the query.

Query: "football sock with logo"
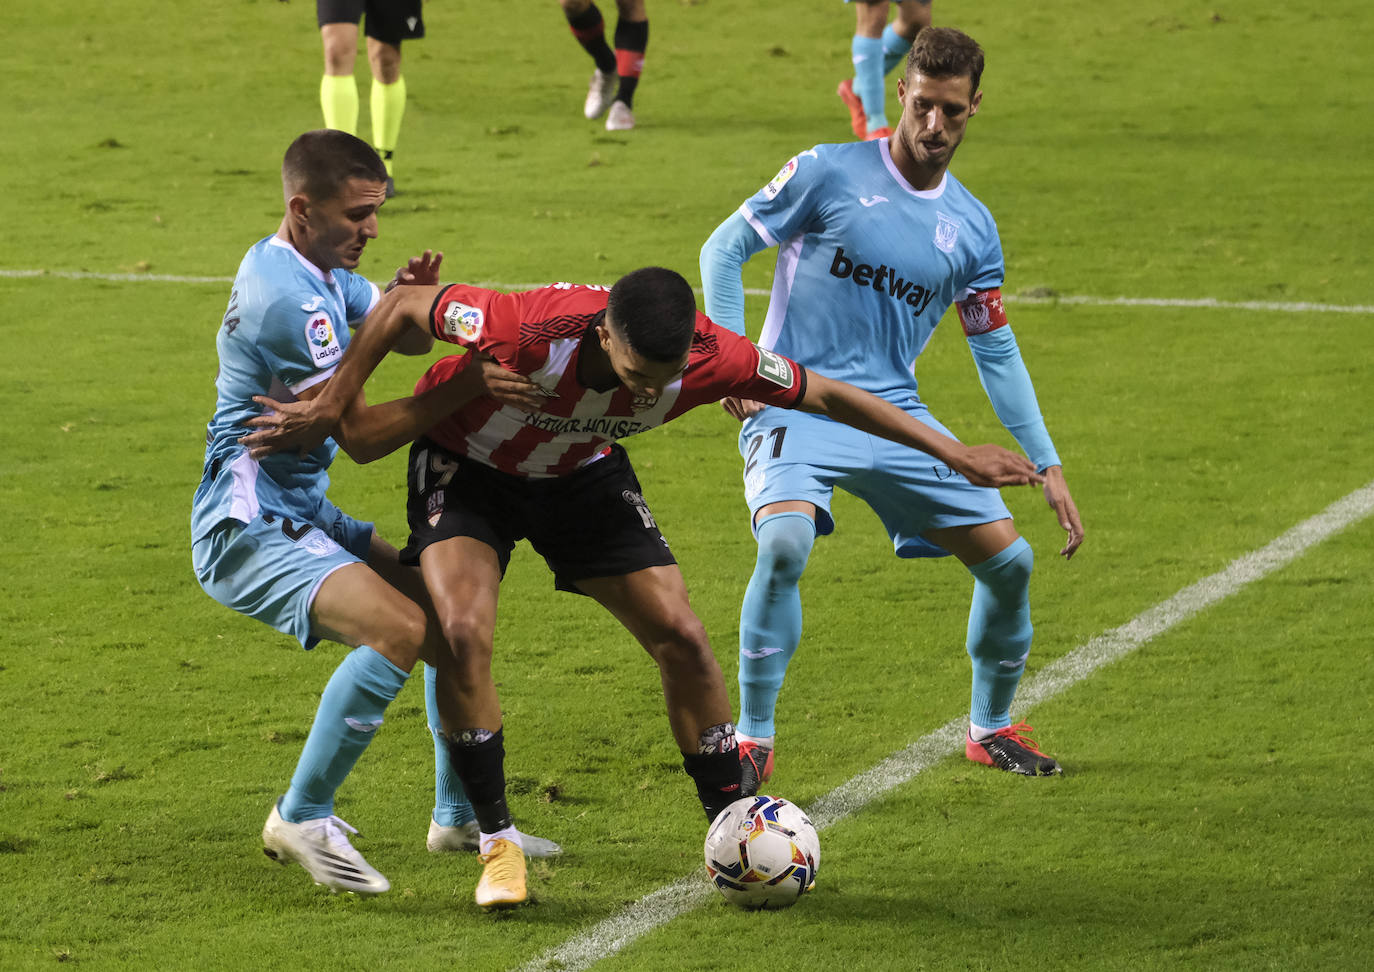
[279,645,409,823]
[612,18,648,108]
[320,73,359,135]
[965,538,1034,730]
[684,724,742,821]
[881,24,913,76]
[370,77,406,176]
[424,664,477,827]
[737,512,815,738]
[851,34,888,130]
[566,3,617,74]
[446,727,513,835]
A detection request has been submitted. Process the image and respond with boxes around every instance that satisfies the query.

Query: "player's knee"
[971,537,1034,597]
[754,514,816,586]
[368,603,427,669]
[642,612,713,674]
[435,611,494,680]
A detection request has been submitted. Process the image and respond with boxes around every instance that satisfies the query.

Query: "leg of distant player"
[577,565,743,822]
[263,534,428,895]
[561,0,619,119]
[419,536,530,907]
[605,0,648,130]
[366,37,405,196]
[884,0,931,75]
[924,520,1061,776]
[734,505,818,794]
[319,21,361,134]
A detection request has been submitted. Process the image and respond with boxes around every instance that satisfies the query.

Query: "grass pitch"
[2,1,1372,969]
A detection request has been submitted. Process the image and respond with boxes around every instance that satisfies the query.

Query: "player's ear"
[286,193,311,226]
[970,89,983,116]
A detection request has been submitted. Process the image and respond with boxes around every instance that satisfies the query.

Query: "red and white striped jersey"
[414,282,808,478]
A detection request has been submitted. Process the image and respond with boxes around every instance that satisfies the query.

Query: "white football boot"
[605,100,635,131]
[584,69,617,119]
[262,803,390,895]
[426,818,563,858]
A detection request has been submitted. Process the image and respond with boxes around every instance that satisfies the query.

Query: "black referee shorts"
[317,0,425,45]
[401,439,678,594]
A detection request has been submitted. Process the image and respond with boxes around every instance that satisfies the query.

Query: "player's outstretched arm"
[795,372,1043,488]
[238,284,446,456]
[378,249,444,355]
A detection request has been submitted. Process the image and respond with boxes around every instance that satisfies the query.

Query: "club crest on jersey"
[442,301,484,341]
[934,212,960,253]
[755,347,793,387]
[762,157,799,200]
[426,492,444,527]
[305,312,341,366]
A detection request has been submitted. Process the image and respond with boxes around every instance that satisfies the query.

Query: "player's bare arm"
[794,372,1043,488]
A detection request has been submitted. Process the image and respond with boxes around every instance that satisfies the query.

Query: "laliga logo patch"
[934,212,960,253]
[305,312,341,366]
[443,300,484,341]
[755,346,793,387]
[762,157,799,200]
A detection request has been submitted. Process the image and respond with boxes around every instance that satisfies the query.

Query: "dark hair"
[281,130,388,203]
[906,27,985,93]
[606,267,698,361]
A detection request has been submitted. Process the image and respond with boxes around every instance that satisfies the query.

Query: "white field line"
[1,269,1372,315]
[513,479,1374,972]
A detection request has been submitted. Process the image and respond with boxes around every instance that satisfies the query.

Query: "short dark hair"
[606,267,698,361]
[906,27,985,93]
[281,130,388,204]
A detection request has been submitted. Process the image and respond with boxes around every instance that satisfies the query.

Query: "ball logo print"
[305,312,341,366]
[704,795,819,910]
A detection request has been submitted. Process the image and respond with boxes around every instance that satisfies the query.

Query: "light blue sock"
[424,663,476,827]
[881,24,912,76]
[278,645,409,823]
[851,34,888,129]
[738,512,816,738]
[966,538,1035,730]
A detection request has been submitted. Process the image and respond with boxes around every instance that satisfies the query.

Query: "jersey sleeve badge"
[956,289,1009,336]
[305,312,342,367]
[755,346,795,387]
[442,300,484,342]
[762,157,799,200]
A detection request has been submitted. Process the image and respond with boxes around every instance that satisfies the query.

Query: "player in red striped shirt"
[244,266,1040,908]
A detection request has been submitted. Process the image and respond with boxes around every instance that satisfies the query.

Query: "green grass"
[3,0,1373,969]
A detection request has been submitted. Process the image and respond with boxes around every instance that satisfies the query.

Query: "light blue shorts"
[738,403,1010,558]
[191,499,374,649]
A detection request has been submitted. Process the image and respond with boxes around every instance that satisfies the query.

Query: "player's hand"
[385,250,445,291]
[1041,465,1084,559]
[471,354,545,412]
[720,396,768,422]
[952,444,1044,489]
[239,396,337,459]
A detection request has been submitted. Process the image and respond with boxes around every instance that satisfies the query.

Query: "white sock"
[480,825,523,855]
[738,733,775,748]
[969,722,999,742]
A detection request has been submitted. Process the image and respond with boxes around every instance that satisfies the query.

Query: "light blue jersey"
[191,235,379,541]
[739,140,1001,405]
[190,235,379,647]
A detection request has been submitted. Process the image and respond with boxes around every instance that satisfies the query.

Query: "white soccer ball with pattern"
[704,795,820,910]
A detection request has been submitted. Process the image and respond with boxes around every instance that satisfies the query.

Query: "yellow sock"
[320,74,359,134]
[370,76,407,175]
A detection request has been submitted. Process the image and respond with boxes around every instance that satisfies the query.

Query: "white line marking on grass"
[514,480,1374,972]
[2,269,1372,315]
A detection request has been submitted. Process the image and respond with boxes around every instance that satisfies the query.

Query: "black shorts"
[401,439,677,594]
[317,0,425,45]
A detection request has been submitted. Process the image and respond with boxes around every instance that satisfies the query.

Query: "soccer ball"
[704,795,820,910]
